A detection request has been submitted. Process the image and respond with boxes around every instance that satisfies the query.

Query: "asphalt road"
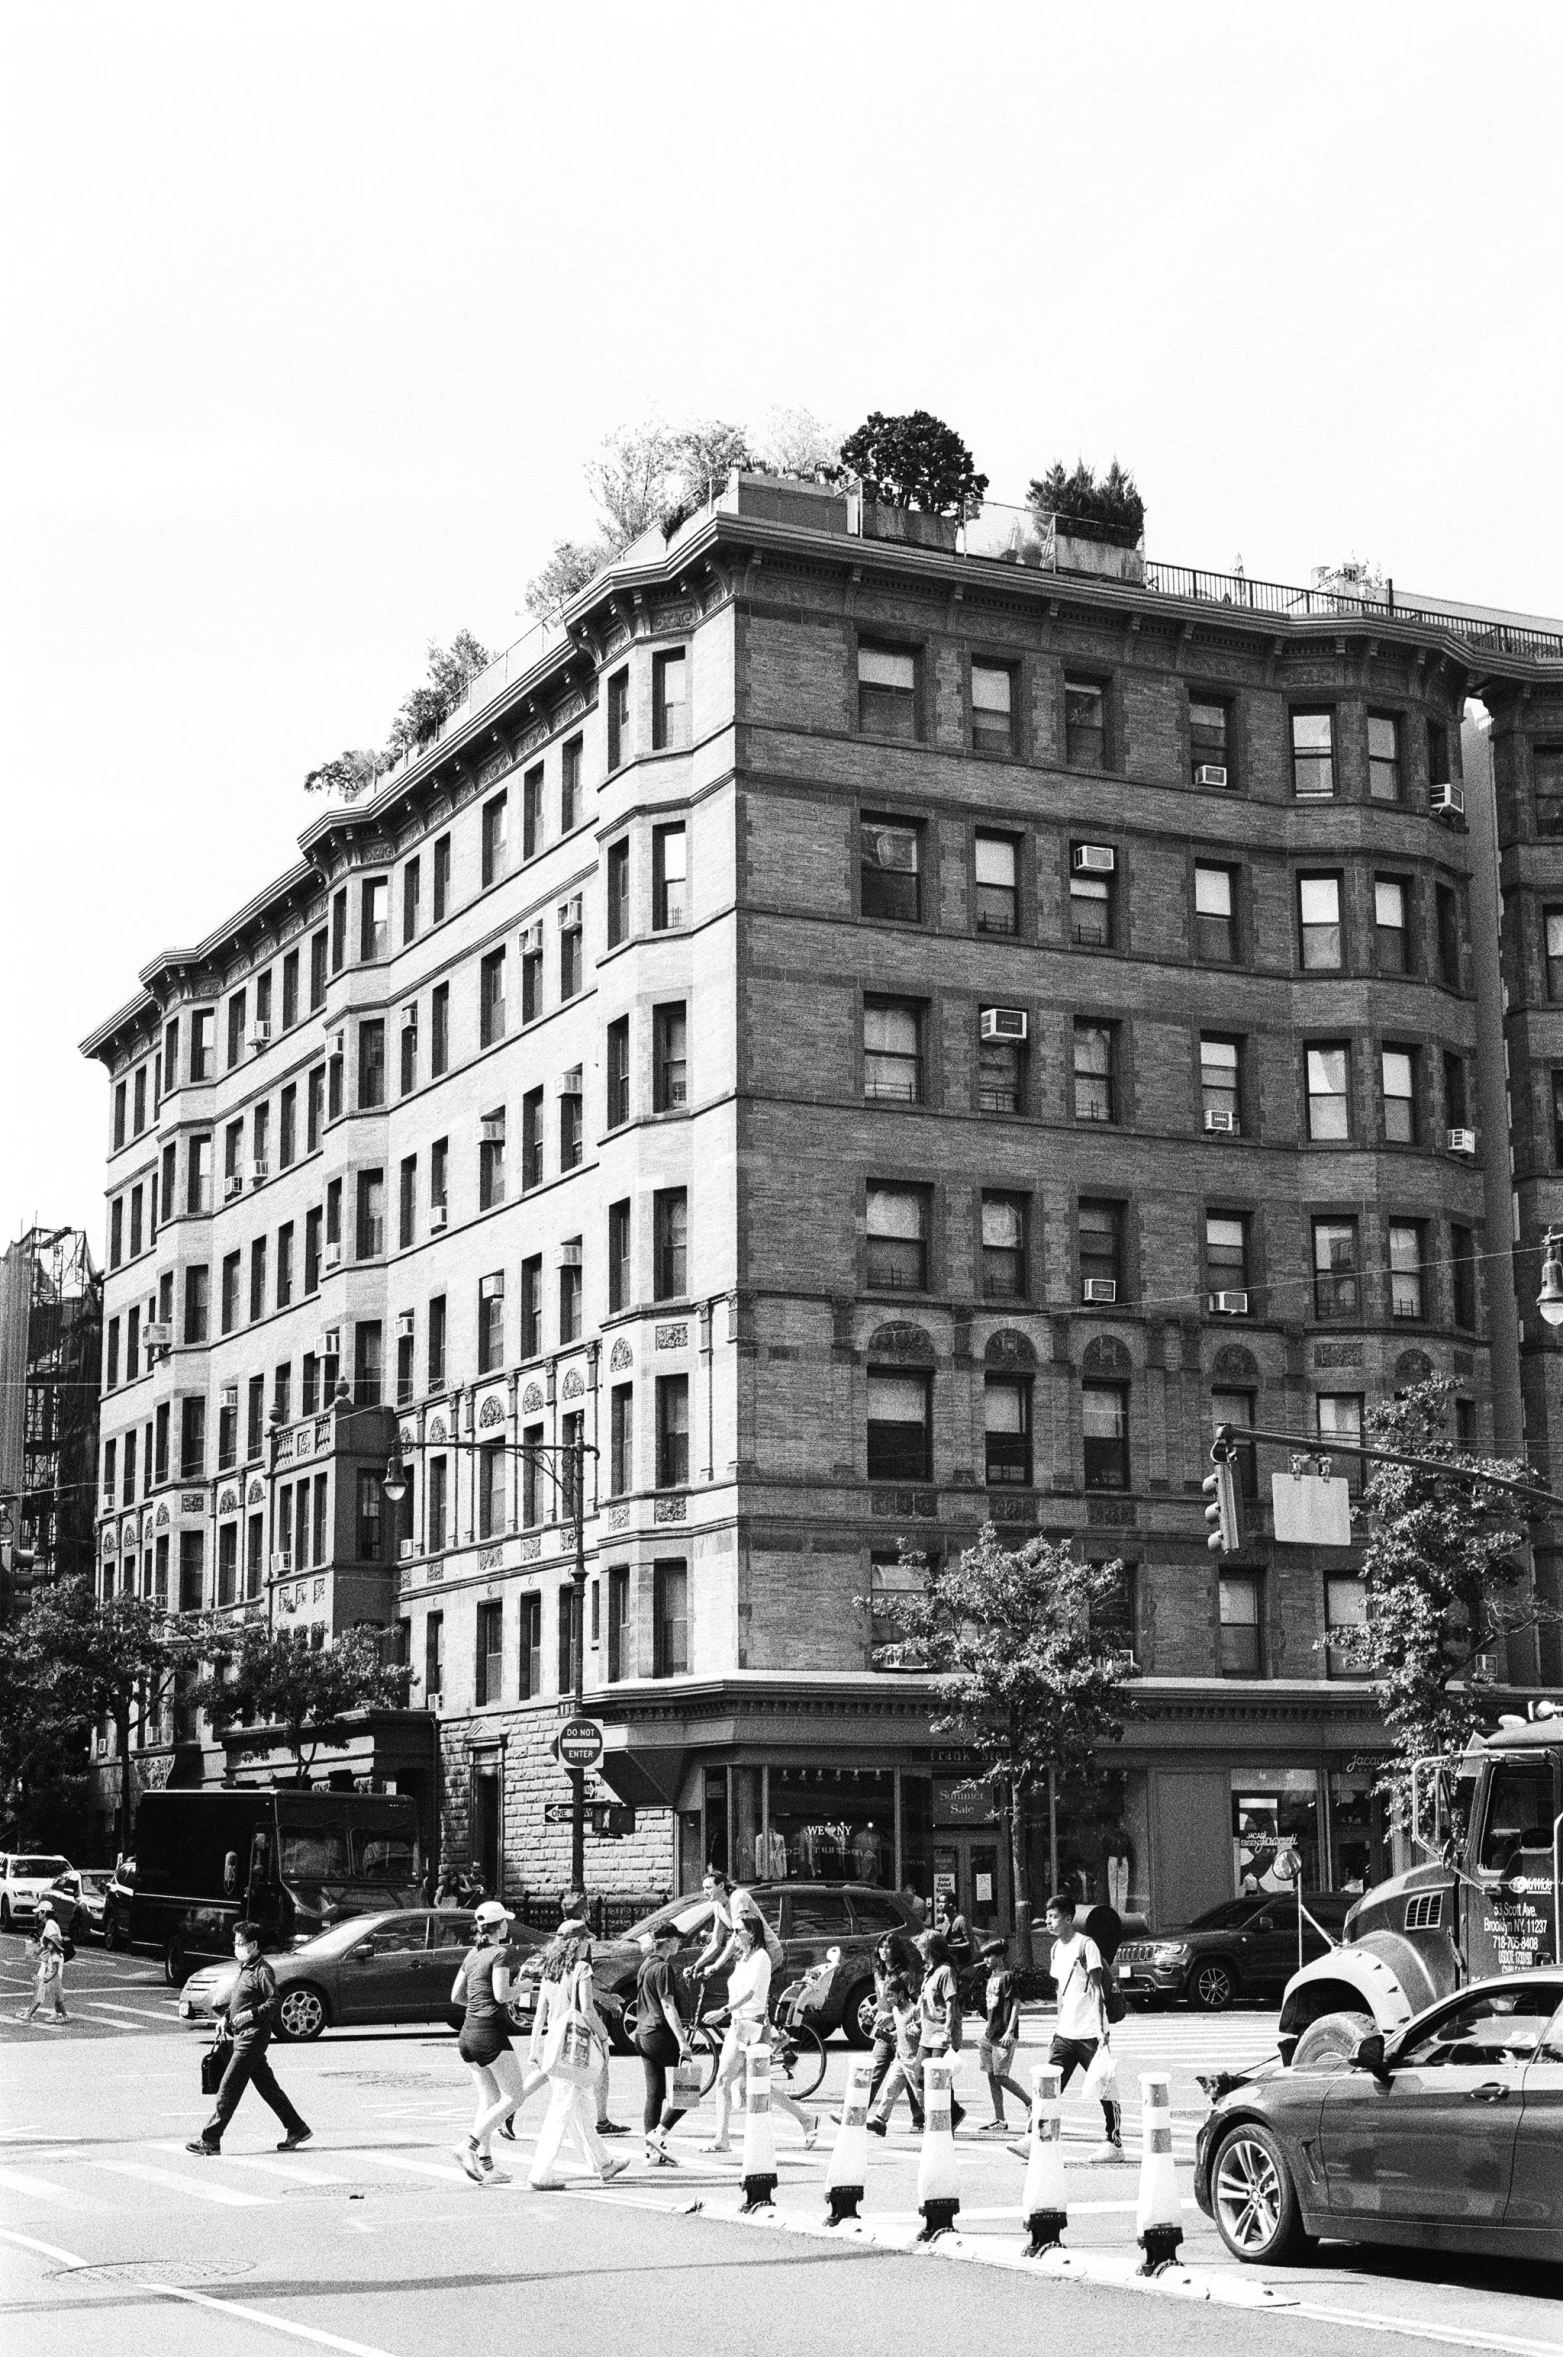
[1,1934,1558,2357]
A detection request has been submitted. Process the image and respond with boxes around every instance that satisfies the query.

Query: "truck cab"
[1279,1703,1562,2065]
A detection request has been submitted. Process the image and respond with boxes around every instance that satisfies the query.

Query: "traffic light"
[1203,1451,1241,1554]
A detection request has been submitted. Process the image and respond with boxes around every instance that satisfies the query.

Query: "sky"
[2,0,1560,1252]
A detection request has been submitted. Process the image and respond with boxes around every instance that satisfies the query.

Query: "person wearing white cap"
[528,1924,630,2190]
[451,1899,534,2184]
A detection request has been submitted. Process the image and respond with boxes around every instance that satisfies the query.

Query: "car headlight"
[1153,1943,1190,1964]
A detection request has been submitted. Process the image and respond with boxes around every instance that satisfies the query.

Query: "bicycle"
[621,1970,827,2101]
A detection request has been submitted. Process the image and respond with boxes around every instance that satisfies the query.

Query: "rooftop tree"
[1028,457,1145,546]
[303,630,491,797]
[867,1524,1134,1959]
[838,410,988,516]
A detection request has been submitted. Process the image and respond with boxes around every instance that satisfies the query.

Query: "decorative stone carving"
[865,1322,935,1365]
[984,1329,1037,1368]
[654,1324,688,1351]
[426,1559,444,1583]
[430,1416,448,1442]
[609,1337,633,1371]
[1313,1341,1363,1369]
[181,1493,205,1515]
[562,1368,585,1399]
[871,1487,937,1517]
[477,1546,504,1572]
[274,1432,293,1461]
[522,1384,545,1414]
[1087,1497,1137,1527]
[399,1425,414,1447]
[293,1428,311,1459]
[988,1493,1036,1523]
[654,1495,688,1522]
[155,1503,170,1527]
[248,1479,265,1505]
[1212,1344,1261,1387]
[219,1490,238,1516]
[102,1528,116,1555]
[1082,1334,1132,1376]
[313,1576,326,1601]
[607,1505,630,1529]
[280,1586,301,1613]
[1394,1349,1435,1386]
[517,1536,540,1561]
[478,1396,505,1429]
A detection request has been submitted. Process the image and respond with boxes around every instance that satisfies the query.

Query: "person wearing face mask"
[186,1922,310,2157]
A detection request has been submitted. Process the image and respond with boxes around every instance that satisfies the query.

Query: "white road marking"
[87,2156,270,2206]
[0,2166,80,2204]
[355,2150,475,2186]
[0,2224,403,2357]
[150,2143,350,2187]
[83,2000,178,2020]
[1289,2306,1563,2357]
[77,2009,157,2032]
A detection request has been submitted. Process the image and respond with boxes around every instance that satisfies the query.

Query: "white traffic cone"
[915,2055,961,2242]
[738,2039,778,2213]
[824,2055,875,2225]
[1135,2071,1182,2273]
[1019,2065,1067,2255]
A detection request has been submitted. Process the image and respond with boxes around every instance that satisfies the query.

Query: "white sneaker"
[1086,2139,1126,2164]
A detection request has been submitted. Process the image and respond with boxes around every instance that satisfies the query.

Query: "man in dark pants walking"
[187,1921,310,2156]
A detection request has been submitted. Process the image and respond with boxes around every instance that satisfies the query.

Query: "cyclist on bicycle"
[692,1870,784,1987]
[701,1917,817,2155]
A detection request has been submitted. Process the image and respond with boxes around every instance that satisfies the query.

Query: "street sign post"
[556,1717,605,1771]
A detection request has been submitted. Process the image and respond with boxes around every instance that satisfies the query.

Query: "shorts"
[978,2038,1016,2076]
[1048,2032,1099,2085]
[459,2022,512,2068]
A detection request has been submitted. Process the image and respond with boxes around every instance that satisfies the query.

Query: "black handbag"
[200,2032,231,2096]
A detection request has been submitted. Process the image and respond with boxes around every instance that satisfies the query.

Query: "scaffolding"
[0,1226,102,1597]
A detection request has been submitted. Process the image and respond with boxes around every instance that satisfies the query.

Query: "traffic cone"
[738,2039,778,2213]
[823,2055,874,2225]
[1019,2065,1067,2256]
[1135,2072,1182,2273]
[915,2055,961,2242]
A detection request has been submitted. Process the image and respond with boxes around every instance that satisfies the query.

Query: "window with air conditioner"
[1070,856,1113,948]
[1201,1035,1240,1132]
[861,817,921,922]
[978,1015,1024,1114]
[480,1110,507,1209]
[1078,1199,1122,1301]
[1205,1213,1248,1309]
[1189,695,1231,788]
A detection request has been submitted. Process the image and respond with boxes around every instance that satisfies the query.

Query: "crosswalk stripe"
[79,2008,157,2032]
[0,2166,79,2204]
[150,2143,349,2187]
[88,2157,270,2207]
[85,2000,177,2021]
[355,2150,473,2186]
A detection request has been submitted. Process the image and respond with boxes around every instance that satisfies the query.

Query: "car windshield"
[280,1830,350,1881]
[622,1897,717,1942]
[352,1832,418,1882]
[1184,1899,1268,1932]
[15,1857,69,1878]
[291,1915,402,1960]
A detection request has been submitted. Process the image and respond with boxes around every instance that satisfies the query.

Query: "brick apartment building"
[82,474,1563,1937]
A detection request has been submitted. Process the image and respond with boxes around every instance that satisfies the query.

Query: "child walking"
[975,1936,1029,2132]
[18,1911,68,2025]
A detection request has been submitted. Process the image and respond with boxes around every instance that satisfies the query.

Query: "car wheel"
[1189,1957,1237,2011]
[1291,2009,1375,2072]
[1211,2123,1312,2264]
[164,1935,189,1986]
[845,1981,877,2048]
[276,1984,328,2042]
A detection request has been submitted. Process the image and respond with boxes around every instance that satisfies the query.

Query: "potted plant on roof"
[1028,459,1146,583]
[839,411,988,550]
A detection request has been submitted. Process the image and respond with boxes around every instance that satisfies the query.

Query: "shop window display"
[1231,1767,1320,1895]
[768,1766,893,1885]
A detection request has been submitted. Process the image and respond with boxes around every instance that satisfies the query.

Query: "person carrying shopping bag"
[1038,1891,1123,2162]
[633,1931,696,2165]
[702,1917,817,2154]
[528,1924,630,2190]
[186,1921,310,2157]
[451,1899,543,2185]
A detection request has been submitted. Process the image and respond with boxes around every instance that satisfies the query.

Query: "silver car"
[1195,1968,1563,2265]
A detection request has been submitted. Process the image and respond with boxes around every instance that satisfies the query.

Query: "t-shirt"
[635,1952,681,2047]
[1051,1930,1105,2041]
[984,1968,1017,2044]
[728,1887,784,1968]
[918,1961,956,2050]
[460,1941,516,2031]
[727,1948,771,2025]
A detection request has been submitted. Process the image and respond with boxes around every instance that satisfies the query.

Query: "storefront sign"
[933,1778,997,1827]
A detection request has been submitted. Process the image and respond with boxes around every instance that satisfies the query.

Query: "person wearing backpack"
[1036,1891,1122,2163]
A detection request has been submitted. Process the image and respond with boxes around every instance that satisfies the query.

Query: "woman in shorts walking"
[451,1899,535,2184]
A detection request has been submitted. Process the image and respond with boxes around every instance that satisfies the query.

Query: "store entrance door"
[931,1832,1009,1945]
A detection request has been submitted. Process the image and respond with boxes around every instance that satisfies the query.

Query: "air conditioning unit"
[1208,1290,1249,1316]
[322,1328,341,1359]
[429,1202,449,1231]
[556,1240,583,1268]
[247,1022,271,1051]
[225,1174,244,1200]
[558,895,583,928]
[1447,1127,1478,1155]
[1072,844,1116,874]
[250,1159,269,1185]
[555,1065,583,1096]
[144,1322,172,1351]
[980,1007,1028,1042]
[396,1311,415,1339]
[401,1001,418,1029]
[270,1550,292,1575]
[1431,783,1466,820]
[324,1240,342,1269]
[1194,763,1230,790]
[220,1383,239,1409]
[1204,1109,1238,1133]
[398,1539,416,1561]
[480,1114,505,1142]
[1082,1278,1117,1304]
[327,1026,346,1057]
[521,921,544,955]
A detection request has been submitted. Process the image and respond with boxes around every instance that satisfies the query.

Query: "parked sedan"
[1195,1969,1563,2265]
[0,1854,74,1931]
[1118,1891,1354,2011]
[48,1870,112,1943]
[178,1908,499,2042]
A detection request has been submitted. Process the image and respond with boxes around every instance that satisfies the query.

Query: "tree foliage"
[303,631,491,795]
[1340,1379,1548,1799]
[838,410,988,516]
[751,405,841,482]
[1028,457,1145,545]
[190,1622,411,1779]
[868,1526,1133,1943]
[525,417,754,617]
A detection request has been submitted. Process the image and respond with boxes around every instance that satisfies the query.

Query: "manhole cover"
[55,2260,259,2288]
[322,2069,437,2087]
[282,2182,391,2200]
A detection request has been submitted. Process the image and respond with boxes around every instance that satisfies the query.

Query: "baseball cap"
[474,1900,512,1929]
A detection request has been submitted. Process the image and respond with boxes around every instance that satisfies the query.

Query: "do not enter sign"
[557,1717,605,1771]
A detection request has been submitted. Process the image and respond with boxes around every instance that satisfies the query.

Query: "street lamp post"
[382,1420,596,1894]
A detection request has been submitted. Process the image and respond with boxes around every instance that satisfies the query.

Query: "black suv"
[511,1881,921,2046]
[1116,1890,1355,2010]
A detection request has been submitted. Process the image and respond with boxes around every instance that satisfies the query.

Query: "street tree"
[0,1580,198,1852]
[191,1622,411,1782]
[867,1525,1134,1958]
[837,410,988,515]
[1337,1378,1550,1803]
